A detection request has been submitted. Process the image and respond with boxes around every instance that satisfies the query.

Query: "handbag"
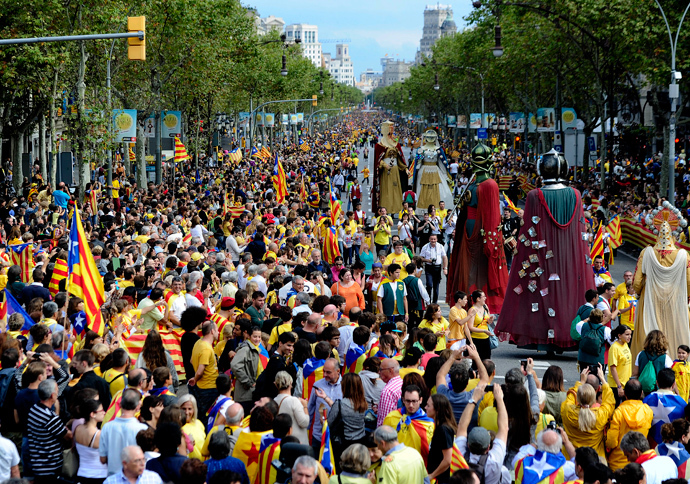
[62,446,79,478]
[489,332,499,350]
[329,400,346,446]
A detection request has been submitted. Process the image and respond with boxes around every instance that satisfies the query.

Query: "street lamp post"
[653,0,690,205]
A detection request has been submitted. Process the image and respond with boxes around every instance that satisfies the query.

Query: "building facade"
[415,4,457,64]
[381,58,413,87]
[255,15,285,36]
[326,44,355,86]
[285,23,322,67]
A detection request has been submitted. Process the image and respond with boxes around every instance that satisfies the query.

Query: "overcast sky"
[249,1,473,78]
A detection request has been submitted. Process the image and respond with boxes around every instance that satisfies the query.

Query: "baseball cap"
[220,297,235,310]
[372,262,383,269]
[191,252,204,262]
[468,427,491,453]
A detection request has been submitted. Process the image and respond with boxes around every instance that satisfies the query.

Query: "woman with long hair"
[418,303,450,352]
[73,399,108,483]
[632,329,674,382]
[541,366,567,425]
[135,329,179,392]
[465,290,494,360]
[561,366,615,461]
[426,394,458,483]
[608,325,633,404]
[322,373,368,472]
[503,382,538,464]
[291,339,313,398]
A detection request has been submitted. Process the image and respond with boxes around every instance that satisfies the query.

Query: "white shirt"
[420,243,446,265]
[253,275,268,296]
[169,292,188,321]
[634,352,674,368]
[641,454,677,484]
[0,435,19,481]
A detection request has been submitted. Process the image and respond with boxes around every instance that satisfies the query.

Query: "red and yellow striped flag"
[8,243,34,283]
[254,439,281,484]
[302,358,325,400]
[121,324,185,378]
[129,146,136,162]
[503,192,520,214]
[450,441,470,475]
[232,430,274,483]
[174,136,189,163]
[67,209,105,335]
[49,258,68,296]
[322,226,341,265]
[590,222,604,260]
[272,153,288,204]
[606,215,622,249]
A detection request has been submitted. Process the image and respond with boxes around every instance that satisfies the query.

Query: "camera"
[32,353,42,360]
[546,420,560,433]
[588,364,600,375]
[485,384,494,392]
[462,349,470,357]
[520,359,527,369]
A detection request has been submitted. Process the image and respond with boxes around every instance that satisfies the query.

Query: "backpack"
[464,450,489,484]
[579,322,604,357]
[404,192,415,204]
[570,305,591,342]
[638,352,664,394]
[0,367,15,408]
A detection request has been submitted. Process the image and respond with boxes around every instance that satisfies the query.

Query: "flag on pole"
[48,258,68,296]
[606,215,622,249]
[323,226,341,264]
[129,146,136,162]
[0,289,34,331]
[299,173,308,204]
[590,222,604,261]
[503,192,520,214]
[8,243,34,283]
[329,181,342,225]
[319,410,336,475]
[67,209,106,336]
[299,139,310,152]
[251,146,262,159]
[229,148,242,163]
[272,153,288,204]
[174,137,189,163]
[301,357,325,400]
[260,146,271,159]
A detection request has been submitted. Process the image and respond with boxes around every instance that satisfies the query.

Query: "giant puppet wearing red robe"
[447,143,508,314]
[372,121,407,215]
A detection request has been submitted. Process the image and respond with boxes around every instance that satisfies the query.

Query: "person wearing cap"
[373,425,429,484]
[456,382,511,484]
[209,297,235,337]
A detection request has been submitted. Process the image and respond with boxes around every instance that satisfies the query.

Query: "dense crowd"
[0,112,687,484]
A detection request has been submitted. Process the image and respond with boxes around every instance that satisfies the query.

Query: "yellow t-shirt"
[112,179,120,199]
[607,340,632,388]
[399,367,425,379]
[362,167,370,178]
[268,323,293,347]
[618,294,637,330]
[448,306,467,341]
[374,216,392,246]
[182,419,206,460]
[471,311,490,340]
[103,368,127,398]
[384,252,411,278]
[613,282,627,305]
[191,340,219,389]
[418,318,449,350]
[437,208,448,227]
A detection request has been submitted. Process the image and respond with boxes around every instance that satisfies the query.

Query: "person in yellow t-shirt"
[189,322,220,395]
[362,166,370,185]
[612,270,634,311]
[102,348,130,398]
[616,282,637,331]
[448,291,473,348]
[384,241,412,279]
[673,345,690,403]
[418,304,449,351]
[607,325,632,402]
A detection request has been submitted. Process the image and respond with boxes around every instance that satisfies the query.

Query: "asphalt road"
[355,142,638,388]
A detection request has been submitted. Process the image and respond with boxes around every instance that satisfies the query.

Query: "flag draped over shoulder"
[590,222,604,260]
[395,409,435,465]
[68,209,105,336]
[8,243,34,283]
[232,430,274,483]
[657,441,690,478]
[514,450,566,484]
[272,153,288,204]
[344,342,366,375]
[322,226,341,265]
[122,324,185,377]
[255,437,281,484]
[320,410,336,476]
[48,258,68,296]
[643,392,687,445]
[302,357,325,400]
[329,181,342,225]
[0,289,34,331]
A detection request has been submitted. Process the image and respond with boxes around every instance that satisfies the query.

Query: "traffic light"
[312,95,317,107]
[127,16,146,61]
[515,136,520,142]
[676,138,680,144]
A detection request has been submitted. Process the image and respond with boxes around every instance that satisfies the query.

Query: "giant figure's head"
[538,148,569,184]
[470,142,493,177]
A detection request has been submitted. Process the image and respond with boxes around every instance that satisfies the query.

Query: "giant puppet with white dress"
[413,129,454,211]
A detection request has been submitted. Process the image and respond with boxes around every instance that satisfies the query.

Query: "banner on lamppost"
[144,116,156,138]
[561,108,578,129]
[265,113,275,127]
[161,111,182,138]
[457,114,467,129]
[290,114,299,125]
[446,115,457,127]
[113,109,137,142]
[296,113,304,123]
[509,112,525,133]
[483,113,496,129]
[528,113,537,133]
[239,112,250,128]
[498,116,507,130]
[281,114,289,125]
[537,108,556,132]
[470,113,481,129]
[256,113,264,126]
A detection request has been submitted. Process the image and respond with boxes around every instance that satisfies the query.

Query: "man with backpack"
[455,382,511,484]
[570,289,600,343]
[575,309,612,373]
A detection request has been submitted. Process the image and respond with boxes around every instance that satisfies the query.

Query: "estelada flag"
[387,409,435,465]
[514,450,566,484]
[344,342,366,375]
[67,209,105,336]
[606,215,622,249]
[322,226,341,265]
[657,440,690,478]
[328,181,342,225]
[320,410,336,476]
[0,289,34,332]
[503,192,520,214]
[232,429,274,483]
[299,138,310,152]
[174,136,189,162]
[255,436,282,484]
[8,243,34,283]
[302,357,325,400]
[48,258,68,296]
[272,153,288,204]
[590,222,604,260]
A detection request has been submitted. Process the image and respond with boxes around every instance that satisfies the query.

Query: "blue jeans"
[21,436,32,478]
[343,246,353,265]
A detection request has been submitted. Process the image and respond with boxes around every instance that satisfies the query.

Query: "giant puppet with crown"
[630,205,690,358]
[446,142,508,314]
[372,121,408,214]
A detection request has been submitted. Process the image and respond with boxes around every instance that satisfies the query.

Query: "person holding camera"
[435,346,489,425]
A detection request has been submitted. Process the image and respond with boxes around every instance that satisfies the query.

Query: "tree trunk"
[136,124,146,188]
[50,69,58,186]
[76,39,89,196]
[123,142,130,175]
[660,125,670,197]
[12,131,23,192]
[39,112,46,180]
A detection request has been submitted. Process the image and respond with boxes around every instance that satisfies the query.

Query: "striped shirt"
[27,402,67,476]
[378,376,403,427]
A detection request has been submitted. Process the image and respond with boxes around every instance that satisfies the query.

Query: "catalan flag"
[329,181,342,225]
[606,215,622,249]
[182,232,192,246]
[302,357,325,400]
[590,222,604,261]
[322,226,341,265]
[232,429,274,483]
[251,146,262,159]
[121,324,185,377]
[450,442,470,475]
[325,142,332,150]
[503,192,520,214]
[129,146,136,162]
[229,148,242,163]
[255,436,282,484]
[260,146,271,160]
[88,186,99,211]
[514,450,566,484]
[8,243,34,283]
[385,408,435,465]
[174,136,189,163]
[272,153,288,204]
[67,209,105,336]
[254,342,269,377]
[299,174,308,204]
[299,138,310,152]
[0,289,34,331]
[344,342,366,375]
[319,410,336,476]
[48,258,68,296]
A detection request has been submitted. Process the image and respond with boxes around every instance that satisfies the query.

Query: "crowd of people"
[0,111,687,484]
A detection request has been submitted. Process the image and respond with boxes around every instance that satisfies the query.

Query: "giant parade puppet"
[371,121,408,214]
[412,129,454,211]
[630,205,690,358]
[496,149,595,350]
[446,142,508,314]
